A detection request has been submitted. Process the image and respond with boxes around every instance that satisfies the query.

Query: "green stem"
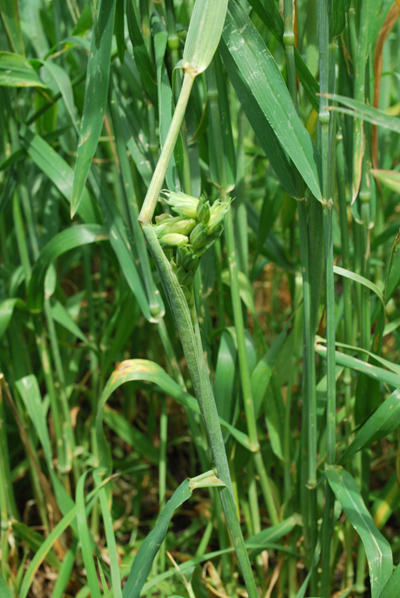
[143,224,259,598]
[139,71,195,224]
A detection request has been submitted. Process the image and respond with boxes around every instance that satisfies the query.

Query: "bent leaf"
[96,359,252,475]
[27,225,108,312]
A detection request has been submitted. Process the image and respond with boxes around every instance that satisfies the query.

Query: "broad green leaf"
[351,0,384,201]
[51,541,78,598]
[123,472,224,598]
[27,225,108,313]
[140,515,299,593]
[325,94,400,134]
[244,0,319,111]
[114,0,125,64]
[325,340,400,377]
[19,125,98,223]
[371,169,400,194]
[15,376,53,468]
[326,468,392,598]
[338,389,400,464]
[72,3,93,36]
[0,0,25,55]
[96,359,252,476]
[109,84,164,319]
[71,0,116,217]
[121,479,191,598]
[0,52,46,87]
[183,0,228,75]
[221,0,322,200]
[247,515,299,558]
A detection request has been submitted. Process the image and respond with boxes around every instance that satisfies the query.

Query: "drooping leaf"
[96,359,252,476]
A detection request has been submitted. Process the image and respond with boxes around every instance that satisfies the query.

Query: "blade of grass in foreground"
[326,468,392,598]
[122,472,225,598]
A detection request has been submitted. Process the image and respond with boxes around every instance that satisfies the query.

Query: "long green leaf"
[326,468,392,598]
[71,0,116,217]
[122,478,192,598]
[221,0,322,200]
[245,0,319,110]
[325,94,400,134]
[122,472,224,598]
[333,265,385,307]
[316,343,400,388]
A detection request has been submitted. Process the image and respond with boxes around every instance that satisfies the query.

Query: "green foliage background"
[0,0,400,597]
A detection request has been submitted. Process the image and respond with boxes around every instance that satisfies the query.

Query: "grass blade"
[122,473,224,598]
[324,94,400,134]
[221,0,322,200]
[71,0,116,217]
[325,468,392,598]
